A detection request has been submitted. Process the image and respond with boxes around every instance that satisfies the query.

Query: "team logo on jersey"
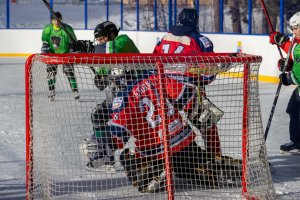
[112,97,124,109]
[51,36,61,49]
[199,36,212,48]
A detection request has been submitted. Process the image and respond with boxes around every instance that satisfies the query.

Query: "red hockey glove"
[269,32,290,46]
[277,58,293,72]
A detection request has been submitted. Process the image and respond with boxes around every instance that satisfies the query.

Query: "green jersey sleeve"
[107,34,140,53]
[95,34,140,75]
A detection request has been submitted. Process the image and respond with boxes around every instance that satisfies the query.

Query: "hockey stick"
[264,34,295,141]
[259,0,289,141]
[41,0,97,75]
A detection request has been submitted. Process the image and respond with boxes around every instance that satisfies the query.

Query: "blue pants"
[286,88,300,145]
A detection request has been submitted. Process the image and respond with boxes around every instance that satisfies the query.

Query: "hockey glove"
[279,73,292,86]
[94,74,110,90]
[269,32,290,46]
[41,42,50,53]
[277,58,293,72]
[69,40,95,53]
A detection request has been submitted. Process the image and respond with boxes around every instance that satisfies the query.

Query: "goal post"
[25,53,276,200]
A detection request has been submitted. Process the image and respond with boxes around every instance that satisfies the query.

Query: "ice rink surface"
[0,57,299,199]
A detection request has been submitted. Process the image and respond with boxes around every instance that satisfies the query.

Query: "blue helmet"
[178,8,199,27]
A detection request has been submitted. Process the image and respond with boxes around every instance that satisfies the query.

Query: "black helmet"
[51,11,62,20]
[94,21,120,40]
[178,8,199,27]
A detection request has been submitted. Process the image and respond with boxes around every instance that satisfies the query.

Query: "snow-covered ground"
[0,57,299,199]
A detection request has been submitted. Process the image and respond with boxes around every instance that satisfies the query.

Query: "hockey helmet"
[178,8,199,27]
[289,12,300,29]
[51,11,62,20]
[94,21,120,40]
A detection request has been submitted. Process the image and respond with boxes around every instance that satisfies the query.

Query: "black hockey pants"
[286,87,300,145]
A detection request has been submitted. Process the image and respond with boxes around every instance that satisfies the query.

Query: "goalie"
[81,70,242,192]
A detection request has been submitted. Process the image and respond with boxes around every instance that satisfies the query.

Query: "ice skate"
[280,142,300,154]
[80,138,115,173]
[48,90,55,101]
[74,91,80,100]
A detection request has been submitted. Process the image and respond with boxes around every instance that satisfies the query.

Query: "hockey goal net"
[25,53,275,200]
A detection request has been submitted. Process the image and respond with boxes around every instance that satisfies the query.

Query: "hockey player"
[41,11,80,101]
[80,21,141,172]
[269,11,300,153]
[92,21,140,91]
[153,8,221,155]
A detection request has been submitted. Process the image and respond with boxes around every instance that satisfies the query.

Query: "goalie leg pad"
[172,142,219,186]
[135,160,165,193]
[203,153,242,187]
[172,142,242,187]
[120,151,165,193]
[120,149,140,186]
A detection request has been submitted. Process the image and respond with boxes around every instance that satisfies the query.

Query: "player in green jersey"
[41,11,79,101]
[93,21,140,90]
[269,11,300,153]
[81,21,141,172]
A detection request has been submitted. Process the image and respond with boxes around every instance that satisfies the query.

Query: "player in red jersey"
[154,8,221,155]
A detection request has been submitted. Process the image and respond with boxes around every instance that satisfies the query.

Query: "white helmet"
[289,12,300,27]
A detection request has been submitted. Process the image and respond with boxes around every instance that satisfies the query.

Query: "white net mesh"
[26,53,275,199]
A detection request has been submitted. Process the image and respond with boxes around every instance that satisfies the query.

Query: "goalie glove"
[41,42,50,53]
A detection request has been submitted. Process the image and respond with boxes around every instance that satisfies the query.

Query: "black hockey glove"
[269,32,290,46]
[94,74,110,90]
[41,42,50,53]
[277,58,293,72]
[279,73,292,86]
[70,40,95,53]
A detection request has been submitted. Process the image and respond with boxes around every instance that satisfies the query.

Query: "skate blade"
[280,149,300,155]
